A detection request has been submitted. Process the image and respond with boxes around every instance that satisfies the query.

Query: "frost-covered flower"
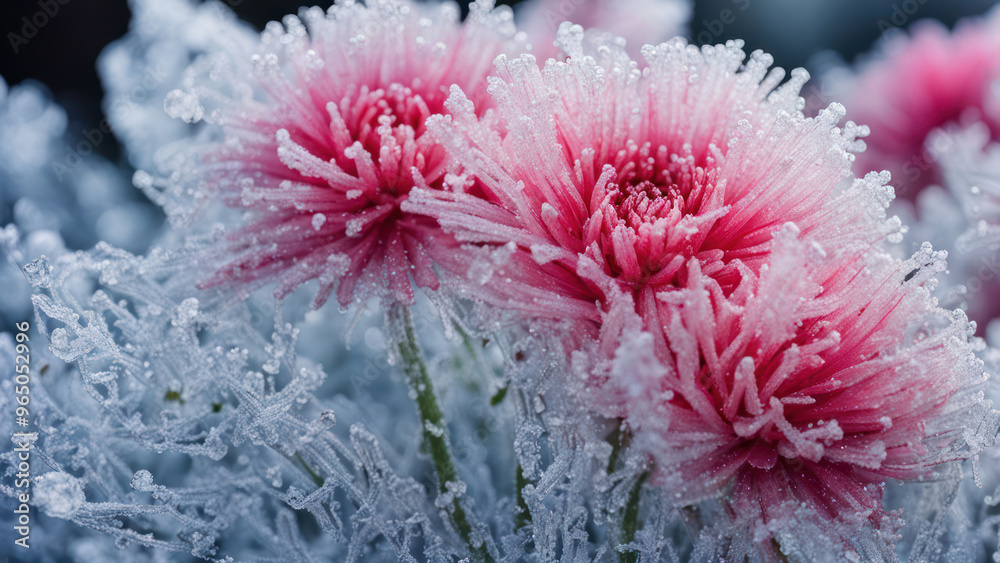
[593,230,995,557]
[894,123,1000,336]
[147,0,522,307]
[407,31,897,328]
[515,0,689,60]
[834,9,1000,201]
[828,8,1000,335]
[405,28,996,554]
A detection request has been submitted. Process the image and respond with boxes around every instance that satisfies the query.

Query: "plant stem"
[295,453,324,488]
[618,471,649,563]
[514,462,532,531]
[389,305,492,562]
[606,425,623,474]
[607,425,644,563]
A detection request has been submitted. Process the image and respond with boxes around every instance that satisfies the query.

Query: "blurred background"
[0,0,997,173]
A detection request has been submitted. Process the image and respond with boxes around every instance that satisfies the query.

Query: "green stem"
[606,425,624,474]
[608,424,644,563]
[514,462,532,531]
[295,453,325,488]
[618,471,649,563]
[389,306,492,562]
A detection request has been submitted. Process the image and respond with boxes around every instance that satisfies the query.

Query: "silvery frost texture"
[1,1,1000,563]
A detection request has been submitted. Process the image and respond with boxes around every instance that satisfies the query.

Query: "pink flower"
[406,31,897,327]
[155,0,521,307]
[408,29,995,550]
[590,230,993,555]
[515,0,689,60]
[837,11,1000,202]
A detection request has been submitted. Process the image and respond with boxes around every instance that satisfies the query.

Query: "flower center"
[584,148,727,288]
[350,83,440,160]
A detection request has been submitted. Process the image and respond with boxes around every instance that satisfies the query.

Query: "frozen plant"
[2,236,510,561]
[829,8,1000,201]
[405,24,996,559]
[0,76,160,333]
[606,231,995,560]
[5,0,1000,561]
[125,1,536,558]
[141,0,523,309]
[406,30,896,343]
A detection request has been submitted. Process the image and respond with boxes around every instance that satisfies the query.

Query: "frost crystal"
[34,472,86,519]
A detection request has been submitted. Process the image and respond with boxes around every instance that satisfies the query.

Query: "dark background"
[0,0,998,169]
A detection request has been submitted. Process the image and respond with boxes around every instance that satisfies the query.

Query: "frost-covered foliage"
[2,234,504,561]
[0,76,161,334]
[7,0,1000,562]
